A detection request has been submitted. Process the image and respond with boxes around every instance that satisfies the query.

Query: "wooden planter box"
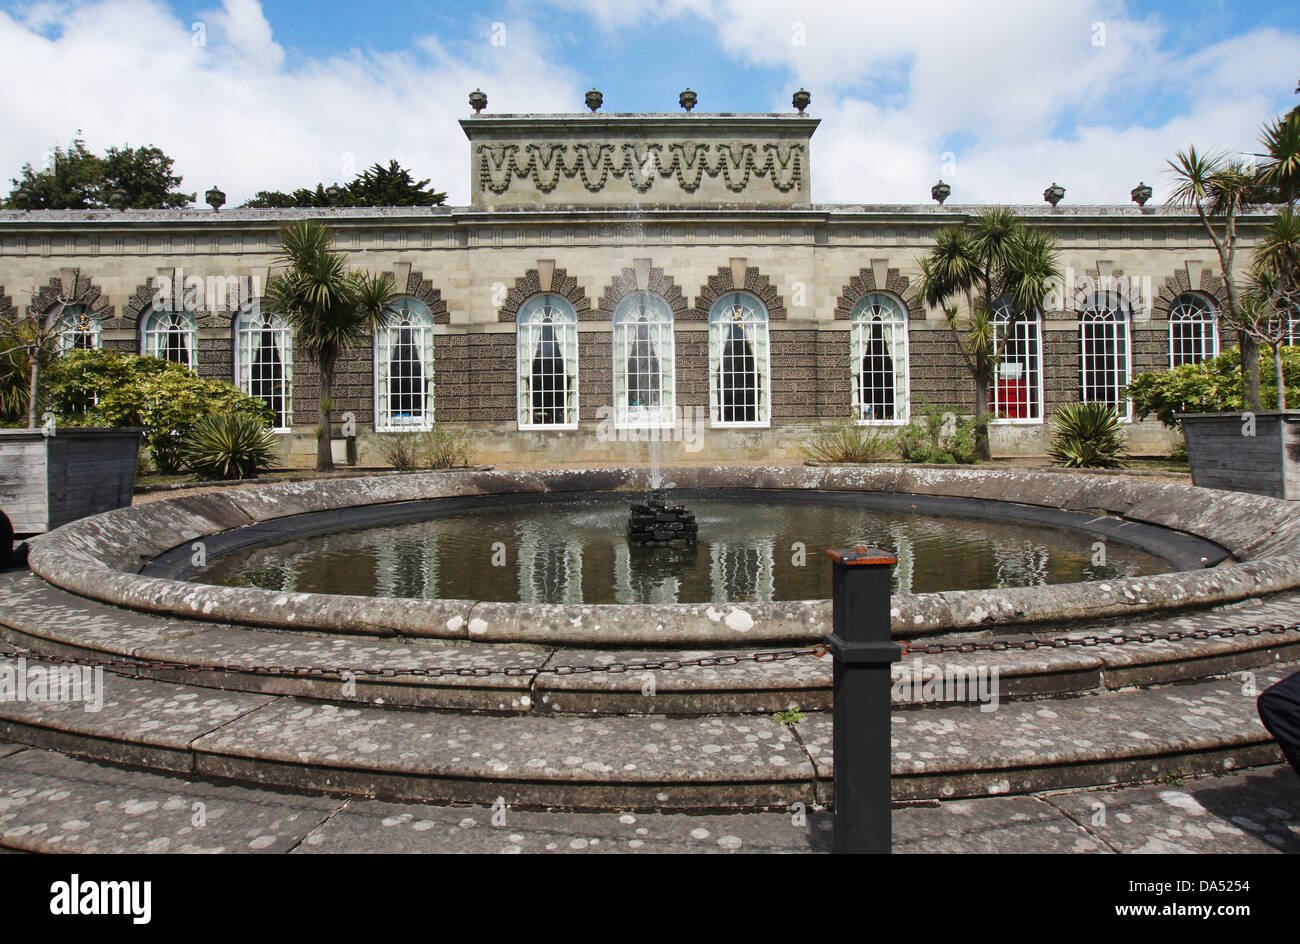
[1177,411,1300,500]
[0,428,144,534]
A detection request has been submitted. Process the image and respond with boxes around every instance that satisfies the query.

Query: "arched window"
[1080,295,1131,420]
[517,294,579,429]
[1168,293,1218,367]
[991,299,1042,422]
[375,297,435,430]
[1284,306,1299,347]
[709,292,770,426]
[850,293,909,424]
[613,292,675,428]
[236,307,293,430]
[142,308,197,366]
[56,304,100,352]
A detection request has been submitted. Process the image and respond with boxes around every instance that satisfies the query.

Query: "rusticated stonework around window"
[385,268,450,324]
[834,266,920,320]
[28,270,114,322]
[691,264,786,321]
[120,271,256,330]
[595,264,690,319]
[1153,268,1229,321]
[496,265,594,322]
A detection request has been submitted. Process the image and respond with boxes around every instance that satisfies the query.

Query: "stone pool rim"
[25,466,1300,646]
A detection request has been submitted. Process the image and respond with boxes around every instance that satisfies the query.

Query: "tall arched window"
[1168,293,1218,367]
[1080,295,1131,420]
[57,304,100,352]
[613,292,675,428]
[709,292,770,426]
[142,308,197,366]
[236,308,293,431]
[850,293,909,424]
[517,294,579,429]
[375,297,435,430]
[991,299,1042,422]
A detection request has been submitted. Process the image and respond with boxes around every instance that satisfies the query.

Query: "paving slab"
[1041,766,1300,854]
[0,748,340,853]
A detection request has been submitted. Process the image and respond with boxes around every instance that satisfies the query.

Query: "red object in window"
[991,379,1029,419]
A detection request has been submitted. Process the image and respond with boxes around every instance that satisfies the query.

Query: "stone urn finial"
[679,88,697,112]
[325,184,344,206]
[108,188,130,211]
[931,180,951,205]
[468,88,488,114]
[14,185,35,210]
[1131,181,1153,207]
[792,88,811,114]
[585,89,603,112]
[205,186,226,211]
[1043,182,1065,207]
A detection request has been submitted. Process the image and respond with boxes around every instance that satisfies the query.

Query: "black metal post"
[826,545,900,854]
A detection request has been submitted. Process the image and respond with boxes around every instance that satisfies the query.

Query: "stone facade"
[0,111,1273,466]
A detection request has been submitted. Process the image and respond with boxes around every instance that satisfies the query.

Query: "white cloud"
[2,0,1297,207]
[0,0,581,204]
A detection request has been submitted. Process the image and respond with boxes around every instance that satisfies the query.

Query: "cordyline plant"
[263,220,399,470]
[1165,100,1300,410]
[0,277,79,428]
[915,208,1061,461]
[1241,208,1300,409]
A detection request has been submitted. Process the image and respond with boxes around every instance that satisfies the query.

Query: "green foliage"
[802,420,896,463]
[4,135,194,209]
[1128,347,1300,427]
[43,349,273,473]
[179,413,279,480]
[242,159,446,208]
[774,708,806,726]
[377,427,477,471]
[1047,402,1129,468]
[896,403,984,464]
[0,318,37,423]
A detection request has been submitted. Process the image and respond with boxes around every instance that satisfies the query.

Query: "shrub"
[377,427,477,471]
[896,403,983,464]
[802,420,896,463]
[376,432,422,470]
[180,413,280,480]
[420,425,476,469]
[1047,402,1129,468]
[43,349,273,473]
[1128,346,1300,428]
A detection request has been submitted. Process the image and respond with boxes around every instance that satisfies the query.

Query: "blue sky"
[1,0,1297,204]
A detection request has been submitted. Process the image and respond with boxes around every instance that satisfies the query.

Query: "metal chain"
[0,620,1296,682]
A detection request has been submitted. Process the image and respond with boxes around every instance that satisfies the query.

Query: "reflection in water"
[195,496,1169,605]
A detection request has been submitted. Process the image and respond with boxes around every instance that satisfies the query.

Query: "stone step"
[0,648,1289,810]
[4,571,1299,715]
[1,743,1293,853]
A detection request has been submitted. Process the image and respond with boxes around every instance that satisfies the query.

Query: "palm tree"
[1244,208,1300,409]
[916,208,1061,461]
[1258,110,1300,207]
[263,220,399,470]
[1165,146,1266,408]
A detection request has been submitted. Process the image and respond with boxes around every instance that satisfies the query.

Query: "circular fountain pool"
[187,491,1170,604]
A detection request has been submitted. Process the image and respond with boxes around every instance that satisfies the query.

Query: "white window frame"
[612,292,675,429]
[516,294,580,430]
[235,307,294,432]
[374,297,436,431]
[849,292,910,425]
[708,291,771,428]
[1079,294,1132,422]
[991,299,1044,425]
[1168,293,1219,367]
[57,304,101,352]
[1284,307,1299,346]
[142,307,198,366]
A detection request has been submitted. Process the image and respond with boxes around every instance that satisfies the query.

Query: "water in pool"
[193,494,1168,604]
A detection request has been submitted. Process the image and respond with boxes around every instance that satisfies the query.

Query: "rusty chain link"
[0,620,1296,681]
